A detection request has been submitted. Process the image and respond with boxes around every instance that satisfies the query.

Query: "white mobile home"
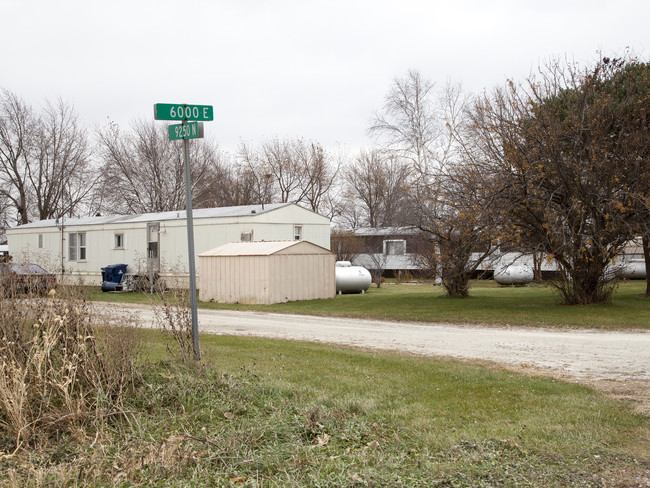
[6,203,331,287]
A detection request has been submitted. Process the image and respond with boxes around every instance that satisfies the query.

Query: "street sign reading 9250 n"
[154,103,213,121]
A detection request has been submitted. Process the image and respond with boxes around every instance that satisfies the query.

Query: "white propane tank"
[494,264,534,285]
[604,259,647,280]
[619,259,647,279]
[335,262,372,294]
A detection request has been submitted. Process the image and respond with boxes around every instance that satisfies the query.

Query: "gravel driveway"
[103,303,650,411]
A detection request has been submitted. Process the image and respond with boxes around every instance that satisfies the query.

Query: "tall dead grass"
[151,287,198,365]
[0,286,141,453]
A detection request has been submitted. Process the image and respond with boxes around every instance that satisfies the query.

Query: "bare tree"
[415,161,502,296]
[368,71,501,296]
[97,119,224,214]
[237,137,341,216]
[189,146,235,209]
[330,229,364,262]
[365,248,389,288]
[31,98,96,220]
[0,90,94,225]
[0,192,12,243]
[369,70,440,172]
[0,89,37,225]
[237,142,275,206]
[370,71,468,173]
[300,142,340,215]
[342,149,413,228]
[258,137,304,203]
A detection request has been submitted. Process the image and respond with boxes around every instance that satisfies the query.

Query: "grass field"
[88,279,650,330]
[3,331,648,487]
[2,283,649,487]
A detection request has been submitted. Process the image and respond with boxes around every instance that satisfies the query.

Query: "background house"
[343,228,647,282]
[6,203,331,288]
[349,227,426,278]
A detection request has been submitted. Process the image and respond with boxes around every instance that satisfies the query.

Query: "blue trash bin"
[101,264,128,292]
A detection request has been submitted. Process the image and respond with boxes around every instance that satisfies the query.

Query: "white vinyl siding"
[7,204,330,287]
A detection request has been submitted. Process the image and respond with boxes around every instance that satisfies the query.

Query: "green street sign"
[154,103,214,121]
[168,121,205,141]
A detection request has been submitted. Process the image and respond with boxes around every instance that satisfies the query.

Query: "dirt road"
[104,303,650,411]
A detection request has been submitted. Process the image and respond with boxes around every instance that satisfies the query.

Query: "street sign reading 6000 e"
[154,103,213,121]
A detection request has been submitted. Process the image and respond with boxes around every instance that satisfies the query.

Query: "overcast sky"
[2,0,648,154]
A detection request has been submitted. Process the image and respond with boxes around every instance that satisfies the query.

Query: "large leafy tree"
[472,57,647,304]
[598,60,650,296]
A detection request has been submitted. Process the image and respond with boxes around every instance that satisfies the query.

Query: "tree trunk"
[370,269,383,288]
[532,252,543,282]
[642,234,650,298]
[442,272,470,298]
[552,252,615,305]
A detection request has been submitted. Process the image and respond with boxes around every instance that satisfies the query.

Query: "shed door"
[147,222,160,271]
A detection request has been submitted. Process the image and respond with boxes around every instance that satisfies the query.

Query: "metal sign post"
[183,135,200,361]
[154,103,213,361]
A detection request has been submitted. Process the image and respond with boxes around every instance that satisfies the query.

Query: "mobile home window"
[115,233,124,249]
[68,232,86,261]
[240,231,252,242]
[384,239,406,255]
[294,225,302,240]
[38,234,43,249]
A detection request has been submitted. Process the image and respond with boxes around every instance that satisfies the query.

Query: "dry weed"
[0,287,141,452]
[151,288,198,365]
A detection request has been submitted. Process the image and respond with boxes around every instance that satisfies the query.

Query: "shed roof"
[199,240,332,257]
[10,203,299,230]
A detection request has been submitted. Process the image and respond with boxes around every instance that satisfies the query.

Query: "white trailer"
[6,203,331,288]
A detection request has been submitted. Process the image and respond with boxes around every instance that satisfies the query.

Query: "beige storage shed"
[199,241,336,304]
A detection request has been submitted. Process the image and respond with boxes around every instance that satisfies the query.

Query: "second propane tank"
[335,261,372,294]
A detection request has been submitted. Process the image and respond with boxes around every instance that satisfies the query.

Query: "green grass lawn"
[88,280,650,330]
[5,331,647,487]
[3,283,649,487]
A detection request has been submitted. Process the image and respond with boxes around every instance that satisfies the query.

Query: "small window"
[241,231,252,242]
[68,233,77,261]
[79,233,86,260]
[147,223,159,260]
[294,225,302,240]
[115,233,124,249]
[68,232,87,261]
[384,239,406,255]
[148,242,158,259]
[38,234,43,249]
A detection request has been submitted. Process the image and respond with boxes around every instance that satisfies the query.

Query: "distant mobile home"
[6,203,331,288]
